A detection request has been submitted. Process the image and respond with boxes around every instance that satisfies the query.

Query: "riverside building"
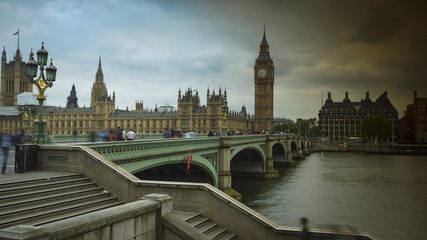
[318,91,398,141]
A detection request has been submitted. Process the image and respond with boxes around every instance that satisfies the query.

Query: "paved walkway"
[0,170,75,183]
[0,147,74,184]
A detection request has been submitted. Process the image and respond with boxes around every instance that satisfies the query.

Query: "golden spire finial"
[42,41,44,47]
[50,58,53,65]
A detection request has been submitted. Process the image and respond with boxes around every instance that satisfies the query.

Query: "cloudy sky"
[1,0,426,120]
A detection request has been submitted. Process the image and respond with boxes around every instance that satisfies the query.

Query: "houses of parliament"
[0,30,275,135]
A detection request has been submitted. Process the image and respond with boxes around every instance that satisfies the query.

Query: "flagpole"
[18,27,20,50]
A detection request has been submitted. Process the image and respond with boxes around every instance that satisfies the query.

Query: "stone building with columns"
[1,47,32,106]
[403,91,427,142]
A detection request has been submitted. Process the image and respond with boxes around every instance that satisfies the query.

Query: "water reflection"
[232,152,427,240]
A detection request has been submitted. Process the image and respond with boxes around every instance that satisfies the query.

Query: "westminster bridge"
[79,134,312,198]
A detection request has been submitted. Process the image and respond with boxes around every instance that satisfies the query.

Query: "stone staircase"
[0,173,122,229]
[174,211,238,240]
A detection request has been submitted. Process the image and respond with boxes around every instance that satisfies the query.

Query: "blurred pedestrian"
[163,128,171,138]
[300,217,309,240]
[116,127,123,141]
[73,129,78,141]
[1,128,12,174]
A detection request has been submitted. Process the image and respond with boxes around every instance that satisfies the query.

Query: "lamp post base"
[32,120,48,144]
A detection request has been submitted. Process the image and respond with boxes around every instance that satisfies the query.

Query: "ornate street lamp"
[21,104,31,135]
[26,42,57,144]
[221,100,229,136]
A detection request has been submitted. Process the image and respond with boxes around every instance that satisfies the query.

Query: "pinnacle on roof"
[260,25,269,47]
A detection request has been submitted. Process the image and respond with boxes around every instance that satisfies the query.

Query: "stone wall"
[0,196,167,240]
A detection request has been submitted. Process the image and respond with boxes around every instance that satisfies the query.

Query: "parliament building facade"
[1,30,275,136]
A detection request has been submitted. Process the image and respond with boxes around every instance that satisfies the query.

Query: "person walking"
[163,128,171,138]
[1,128,12,174]
[126,129,136,140]
[115,127,124,141]
[300,217,309,240]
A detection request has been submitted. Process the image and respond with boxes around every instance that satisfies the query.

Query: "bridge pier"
[219,137,242,201]
[264,136,280,179]
[295,137,306,160]
[285,138,296,166]
[304,139,310,156]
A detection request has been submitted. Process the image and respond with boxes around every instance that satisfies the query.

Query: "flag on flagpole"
[12,30,19,36]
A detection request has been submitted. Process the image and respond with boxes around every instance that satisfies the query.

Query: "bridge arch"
[230,145,265,177]
[124,155,218,187]
[272,141,287,165]
[291,140,299,159]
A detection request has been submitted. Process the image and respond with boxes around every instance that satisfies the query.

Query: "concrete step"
[205,226,227,239]
[0,176,91,195]
[175,211,238,240]
[188,216,210,227]
[0,191,112,217]
[0,186,104,209]
[0,182,98,204]
[215,232,237,240]
[0,196,121,228]
[0,173,84,189]
[0,173,122,229]
[198,222,218,233]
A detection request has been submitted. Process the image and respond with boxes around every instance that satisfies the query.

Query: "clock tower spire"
[254,27,274,132]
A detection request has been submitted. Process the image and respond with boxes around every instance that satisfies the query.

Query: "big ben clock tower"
[254,27,274,131]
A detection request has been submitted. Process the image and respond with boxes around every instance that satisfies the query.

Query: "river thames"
[233,152,427,240]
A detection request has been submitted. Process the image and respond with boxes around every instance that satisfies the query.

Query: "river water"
[232,152,427,240]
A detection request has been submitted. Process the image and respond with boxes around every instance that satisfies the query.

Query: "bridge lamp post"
[221,100,228,136]
[21,104,31,135]
[26,42,57,144]
[137,113,142,135]
[194,119,198,135]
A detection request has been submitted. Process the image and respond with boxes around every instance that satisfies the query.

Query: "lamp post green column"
[20,104,31,135]
[221,100,229,136]
[26,42,57,144]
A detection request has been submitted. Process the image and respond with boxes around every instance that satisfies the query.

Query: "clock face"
[258,68,267,78]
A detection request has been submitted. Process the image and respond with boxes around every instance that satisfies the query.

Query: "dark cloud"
[352,6,403,44]
[3,0,427,120]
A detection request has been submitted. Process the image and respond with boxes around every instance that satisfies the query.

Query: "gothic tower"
[0,46,33,106]
[254,28,274,131]
[66,84,79,108]
[90,56,115,113]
